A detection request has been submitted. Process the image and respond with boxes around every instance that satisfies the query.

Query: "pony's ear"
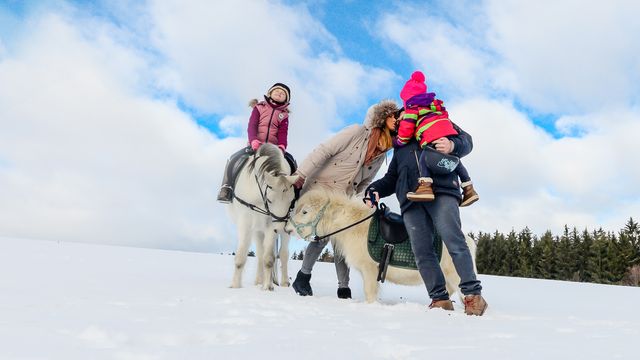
[284,175,298,185]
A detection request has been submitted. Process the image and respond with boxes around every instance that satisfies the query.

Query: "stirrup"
[377,243,394,283]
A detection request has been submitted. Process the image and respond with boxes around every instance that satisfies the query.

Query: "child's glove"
[278,144,286,153]
[250,139,262,150]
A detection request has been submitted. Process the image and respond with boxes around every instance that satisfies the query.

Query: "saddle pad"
[367,215,442,270]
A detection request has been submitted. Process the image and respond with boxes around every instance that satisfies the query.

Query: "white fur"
[289,189,477,303]
[227,144,297,290]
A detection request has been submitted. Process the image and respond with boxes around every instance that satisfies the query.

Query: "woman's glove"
[293,173,306,189]
[250,139,262,151]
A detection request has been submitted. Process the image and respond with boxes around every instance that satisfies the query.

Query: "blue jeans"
[403,195,482,300]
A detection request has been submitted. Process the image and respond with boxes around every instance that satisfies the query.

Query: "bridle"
[289,201,330,241]
[233,171,295,223]
[290,200,377,242]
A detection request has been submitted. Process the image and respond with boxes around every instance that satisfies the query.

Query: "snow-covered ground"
[1,236,638,360]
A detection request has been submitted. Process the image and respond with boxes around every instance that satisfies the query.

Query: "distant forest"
[291,218,640,287]
[474,218,640,286]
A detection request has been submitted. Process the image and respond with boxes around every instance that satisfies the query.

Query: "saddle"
[377,204,409,245]
[367,203,443,282]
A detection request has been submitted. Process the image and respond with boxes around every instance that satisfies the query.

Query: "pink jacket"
[247,99,289,148]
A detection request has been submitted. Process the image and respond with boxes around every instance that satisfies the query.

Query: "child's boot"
[460,181,479,207]
[407,177,435,201]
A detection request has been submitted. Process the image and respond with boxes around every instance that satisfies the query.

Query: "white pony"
[227,143,297,290]
[288,189,477,303]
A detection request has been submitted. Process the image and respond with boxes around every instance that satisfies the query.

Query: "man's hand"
[364,188,379,208]
[433,137,454,154]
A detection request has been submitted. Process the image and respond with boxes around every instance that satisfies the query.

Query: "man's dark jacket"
[368,123,473,213]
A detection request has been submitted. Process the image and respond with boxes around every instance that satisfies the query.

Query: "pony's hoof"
[280,281,290,287]
[262,284,274,291]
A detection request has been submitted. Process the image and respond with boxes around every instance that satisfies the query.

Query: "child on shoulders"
[395,71,478,207]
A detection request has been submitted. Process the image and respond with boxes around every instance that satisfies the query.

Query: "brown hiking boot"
[428,299,454,311]
[463,294,488,316]
[460,181,479,207]
[407,177,435,202]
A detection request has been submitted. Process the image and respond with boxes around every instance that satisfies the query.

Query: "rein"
[291,200,377,241]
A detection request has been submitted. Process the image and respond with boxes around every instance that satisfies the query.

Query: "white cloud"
[379,1,640,115]
[0,13,235,252]
[378,9,490,97]
[453,98,640,235]
[485,0,640,114]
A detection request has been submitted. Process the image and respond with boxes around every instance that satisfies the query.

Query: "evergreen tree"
[516,227,534,278]
[589,229,610,283]
[475,232,492,274]
[537,231,558,279]
[555,226,574,281]
[580,229,596,282]
[318,248,334,262]
[500,230,519,276]
[621,218,640,266]
[488,231,507,275]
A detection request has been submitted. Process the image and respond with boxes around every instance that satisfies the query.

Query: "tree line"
[474,218,640,286]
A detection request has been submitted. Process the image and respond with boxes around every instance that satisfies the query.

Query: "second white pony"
[288,189,477,303]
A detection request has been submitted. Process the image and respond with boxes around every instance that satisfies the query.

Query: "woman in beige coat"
[291,99,400,299]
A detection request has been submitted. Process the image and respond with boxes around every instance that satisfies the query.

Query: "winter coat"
[247,97,289,148]
[297,100,398,197]
[369,123,473,212]
[396,95,457,148]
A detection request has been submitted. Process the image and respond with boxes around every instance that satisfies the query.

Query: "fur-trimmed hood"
[363,99,400,129]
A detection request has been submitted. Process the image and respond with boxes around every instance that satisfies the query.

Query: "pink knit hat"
[400,71,427,105]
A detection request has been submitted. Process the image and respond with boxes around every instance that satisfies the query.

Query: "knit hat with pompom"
[399,71,427,106]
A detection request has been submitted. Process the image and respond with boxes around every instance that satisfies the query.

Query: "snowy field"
[1,236,639,360]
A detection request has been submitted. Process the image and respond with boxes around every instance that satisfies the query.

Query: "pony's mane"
[247,143,287,179]
[302,188,372,219]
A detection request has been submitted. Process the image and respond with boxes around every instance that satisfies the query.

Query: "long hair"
[378,126,393,151]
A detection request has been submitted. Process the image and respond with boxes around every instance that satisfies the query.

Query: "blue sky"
[1,0,639,253]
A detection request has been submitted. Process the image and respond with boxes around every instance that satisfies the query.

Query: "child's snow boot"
[459,181,479,207]
[407,177,435,201]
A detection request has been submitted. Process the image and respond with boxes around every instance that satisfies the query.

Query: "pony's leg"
[440,244,463,304]
[261,227,277,291]
[230,223,252,288]
[361,262,380,303]
[278,232,290,287]
[254,231,265,285]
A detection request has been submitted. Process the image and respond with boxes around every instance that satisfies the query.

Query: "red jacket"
[395,99,457,148]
